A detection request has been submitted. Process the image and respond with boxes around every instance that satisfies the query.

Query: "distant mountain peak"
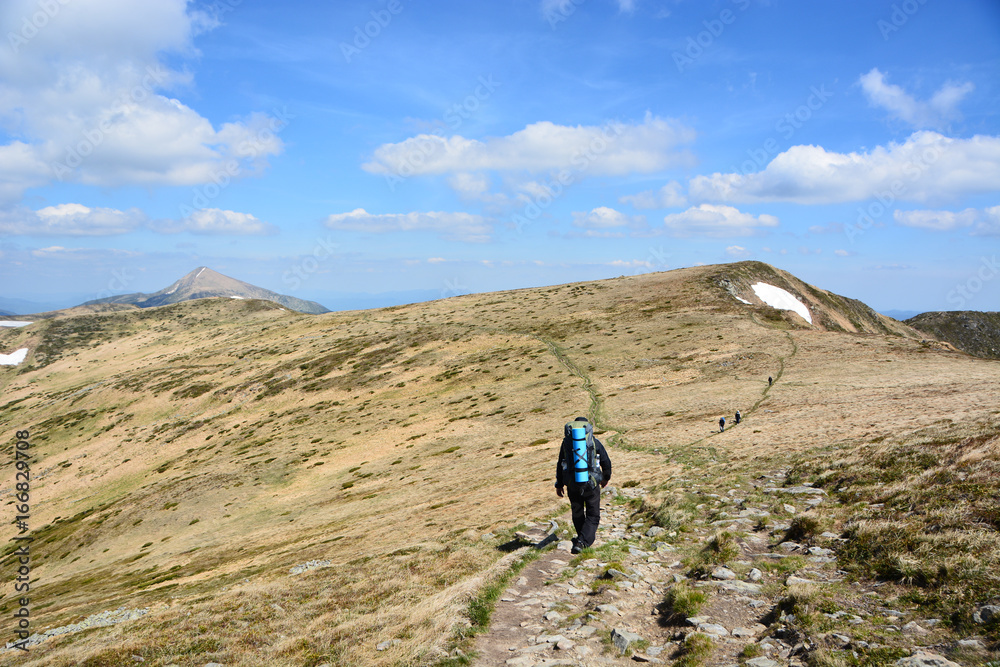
[84,267,330,314]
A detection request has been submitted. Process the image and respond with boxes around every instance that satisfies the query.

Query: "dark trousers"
[567,483,601,547]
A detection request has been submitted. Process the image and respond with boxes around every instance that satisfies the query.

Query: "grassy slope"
[0,262,998,666]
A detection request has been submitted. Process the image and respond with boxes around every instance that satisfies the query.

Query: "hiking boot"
[570,540,582,555]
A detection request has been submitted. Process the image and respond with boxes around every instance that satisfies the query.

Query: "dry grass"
[1,262,999,664]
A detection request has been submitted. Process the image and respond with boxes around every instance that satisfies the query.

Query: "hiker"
[768,376,773,386]
[735,410,741,425]
[719,416,726,432]
[555,417,612,554]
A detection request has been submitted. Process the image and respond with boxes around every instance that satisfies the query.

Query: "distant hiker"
[768,376,773,386]
[719,416,726,432]
[555,417,612,554]
[735,410,741,425]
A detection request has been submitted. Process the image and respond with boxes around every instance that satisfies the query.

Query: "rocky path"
[471,477,977,667]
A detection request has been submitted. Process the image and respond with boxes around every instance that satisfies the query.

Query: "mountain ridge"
[83,266,330,314]
[906,310,1000,359]
[2,261,998,666]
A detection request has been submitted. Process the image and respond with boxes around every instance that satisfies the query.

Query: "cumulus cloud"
[0,0,284,202]
[151,209,277,235]
[619,181,687,209]
[688,132,1000,205]
[362,113,696,179]
[0,203,274,236]
[725,245,751,258]
[571,207,646,233]
[894,206,1000,236]
[0,203,145,236]
[662,204,778,237]
[859,68,974,129]
[30,246,142,259]
[324,208,493,243]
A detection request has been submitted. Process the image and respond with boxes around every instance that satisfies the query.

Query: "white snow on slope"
[751,282,812,324]
[0,349,29,366]
[734,296,752,305]
[0,321,33,328]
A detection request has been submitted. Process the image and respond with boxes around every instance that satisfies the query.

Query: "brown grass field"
[0,261,997,666]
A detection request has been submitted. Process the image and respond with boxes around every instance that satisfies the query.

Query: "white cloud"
[834,249,850,257]
[619,181,687,209]
[688,131,1000,205]
[0,0,283,201]
[151,209,276,235]
[0,204,274,236]
[662,204,779,237]
[571,206,645,230]
[362,113,696,179]
[894,206,1000,236]
[324,208,492,243]
[30,246,141,259]
[725,245,751,258]
[0,203,145,235]
[608,259,652,268]
[859,68,974,129]
[617,0,637,13]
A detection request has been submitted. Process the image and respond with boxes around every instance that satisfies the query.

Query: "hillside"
[906,311,1000,360]
[0,262,998,667]
[83,266,330,314]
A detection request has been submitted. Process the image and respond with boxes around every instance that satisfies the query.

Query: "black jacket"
[555,431,612,487]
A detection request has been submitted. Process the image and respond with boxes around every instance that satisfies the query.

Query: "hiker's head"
[574,416,588,423]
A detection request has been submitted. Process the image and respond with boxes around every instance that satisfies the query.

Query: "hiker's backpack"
[563,421,602,489]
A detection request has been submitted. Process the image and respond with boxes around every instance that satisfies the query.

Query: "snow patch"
[751,282,812,324]
[196,267,205,278]
[0,321,32,328]
[734,296,752,305]
[230,296,244,299]
[0,349,29,366]
[164,284,179,295]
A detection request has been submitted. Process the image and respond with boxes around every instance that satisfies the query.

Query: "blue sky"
[1,0,998,313]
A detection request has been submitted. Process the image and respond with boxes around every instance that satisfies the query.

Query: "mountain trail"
[470,470,953,667]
